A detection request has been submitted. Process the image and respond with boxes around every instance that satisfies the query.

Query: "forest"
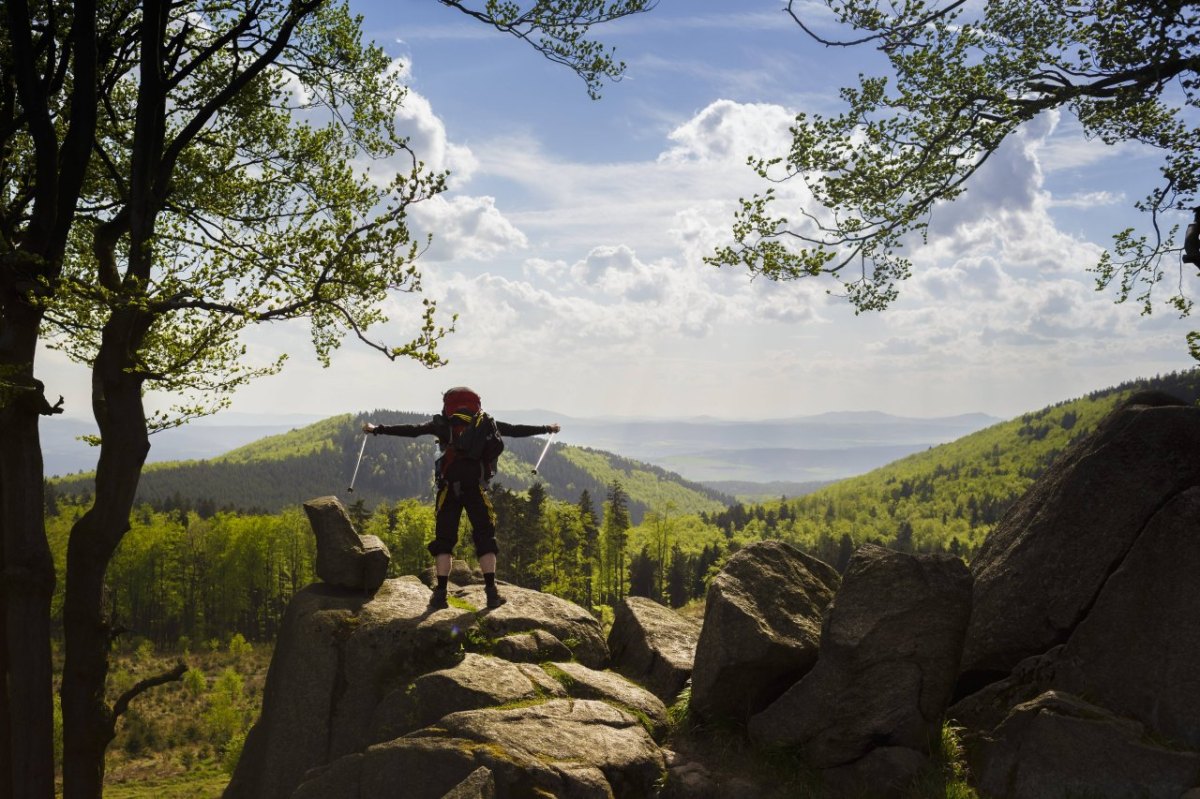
[47,369,1200,650]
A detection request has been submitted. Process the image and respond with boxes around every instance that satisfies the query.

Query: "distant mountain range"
[50,412,733,524]
[41,408,1002,488]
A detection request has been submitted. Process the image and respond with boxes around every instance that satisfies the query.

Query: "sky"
[40,0,1200,424]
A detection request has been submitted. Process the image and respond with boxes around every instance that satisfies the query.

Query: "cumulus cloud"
[411,195,528,262]
[658,99,796,165]
[392,83,478,182]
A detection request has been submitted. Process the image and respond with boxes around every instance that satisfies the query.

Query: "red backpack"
[439,387,503,477]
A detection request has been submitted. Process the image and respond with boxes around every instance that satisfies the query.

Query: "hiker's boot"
[429,585,449,610]
[485,586,507,609]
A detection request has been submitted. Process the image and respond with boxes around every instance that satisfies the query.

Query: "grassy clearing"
[52,636,273,798]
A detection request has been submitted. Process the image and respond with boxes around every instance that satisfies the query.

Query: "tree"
[666,542,689,608]
[578,489,600,608]
[508,482,547,587]
[627,545,655,598]
[643,502,676,602]
[600,480,631,603]
[709,0,1200,358]
[0,1,651,795]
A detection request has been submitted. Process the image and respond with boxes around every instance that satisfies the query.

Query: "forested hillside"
[43,371,1199,653]
[51,410,730,523]
[695,370,1200,566]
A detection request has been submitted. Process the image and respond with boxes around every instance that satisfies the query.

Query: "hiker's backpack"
[439,387,504,478]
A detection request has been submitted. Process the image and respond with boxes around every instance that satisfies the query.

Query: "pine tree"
[601,480,631,603]
[578,490,600,609]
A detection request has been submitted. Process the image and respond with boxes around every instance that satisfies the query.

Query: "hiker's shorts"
[429,478,499,557]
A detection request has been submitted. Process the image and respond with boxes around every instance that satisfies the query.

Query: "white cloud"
[393,87,478,182]
[221,84,1197,421]
[658,99,796,165]
[411,195,528,262]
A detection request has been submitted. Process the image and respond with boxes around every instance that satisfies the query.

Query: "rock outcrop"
[749,545,971,789]
[231,390,1200,799]
[608,596,701,703]
[690,540,840,726]
[971,692,1200,799]
[948,392,1200,798]
[960,391,1200,686]
[294,700,664,799]
[303,496,391,592]
[226,572,663,799]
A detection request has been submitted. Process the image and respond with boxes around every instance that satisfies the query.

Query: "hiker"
[362,386,560,610]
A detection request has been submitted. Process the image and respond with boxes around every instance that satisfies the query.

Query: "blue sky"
[41,0,1200,423]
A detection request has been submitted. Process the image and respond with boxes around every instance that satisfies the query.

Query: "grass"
[52,637,274,799]
[97,759,230,799]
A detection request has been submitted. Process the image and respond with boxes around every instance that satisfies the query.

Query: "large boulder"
[691,541,840,726]
[370,653,551,742]
[224,578,472,799]
[961,392,1200,685]
[1050,486,1200,748]
[303,496,391,592]
[608,596,701,702]
[426,558,483,587]
[294,700,666,799]
[972,691,1200,799]
[455,583,610,668]
[951,487,1200,794]
[749,545,972,771]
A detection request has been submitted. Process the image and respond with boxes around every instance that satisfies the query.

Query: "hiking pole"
[531,433,556,475]
[347,434,369,493]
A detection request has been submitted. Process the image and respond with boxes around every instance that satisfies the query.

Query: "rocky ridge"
[226,391,1200,798]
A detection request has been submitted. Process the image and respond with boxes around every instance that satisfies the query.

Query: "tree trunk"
[61,316,150,799]
[0,302,58,799]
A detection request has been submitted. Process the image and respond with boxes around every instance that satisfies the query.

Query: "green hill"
[702,370,1200,560]
[52,410,731,522]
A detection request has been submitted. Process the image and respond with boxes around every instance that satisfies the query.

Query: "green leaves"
[717,0,1200,359]
[440,0,654,99]
[37,0,459,429]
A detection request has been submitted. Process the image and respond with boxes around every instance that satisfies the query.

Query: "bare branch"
[111,661,188,723]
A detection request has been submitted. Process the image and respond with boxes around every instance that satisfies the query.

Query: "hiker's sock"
[483,572,505,608]
[437,574,449,591]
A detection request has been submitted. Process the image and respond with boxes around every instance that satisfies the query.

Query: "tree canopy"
[708,0,1200,357]
[0,1,652,796]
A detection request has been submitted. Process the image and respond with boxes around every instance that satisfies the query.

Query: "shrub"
[183,667,206,699]
[228,633,252,660]
[221,731,246,775]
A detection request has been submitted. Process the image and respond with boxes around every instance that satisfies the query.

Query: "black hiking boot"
[485,586,506,610]
[429,585,449,610]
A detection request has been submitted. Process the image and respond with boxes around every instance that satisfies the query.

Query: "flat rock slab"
[370,653,549,741]
[973,691,1200,799]
[548,661,670,738]
[294,699,666,799]
[455,583,609,668]
[492,629,572,663]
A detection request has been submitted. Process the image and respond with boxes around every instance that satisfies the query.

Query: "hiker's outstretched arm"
[364,419,440,437]
[497,422,560,438]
